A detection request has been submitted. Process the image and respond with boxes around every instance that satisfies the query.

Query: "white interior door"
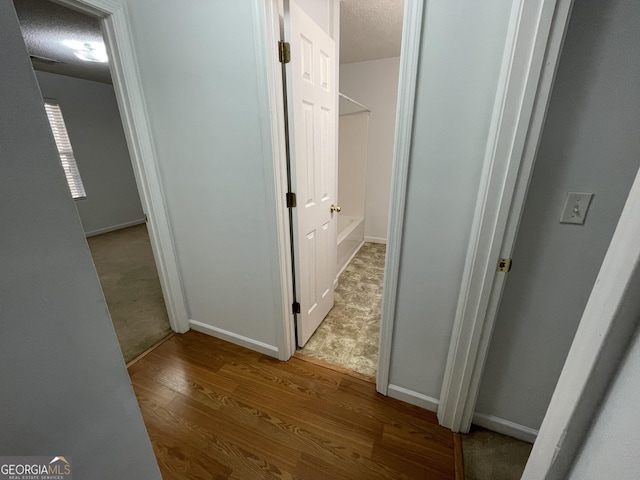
[284,0,337,347]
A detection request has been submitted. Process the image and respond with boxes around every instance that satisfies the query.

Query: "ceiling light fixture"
[62,40,108,63]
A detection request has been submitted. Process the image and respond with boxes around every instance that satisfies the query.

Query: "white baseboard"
[189,319,279,358]
[364,236,387,244]
[472,412,538,443]
[337,240,365,278]
[85,218,146,237]
[387,384,439,413]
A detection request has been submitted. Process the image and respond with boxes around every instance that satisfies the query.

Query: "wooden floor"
[128,331,458,479]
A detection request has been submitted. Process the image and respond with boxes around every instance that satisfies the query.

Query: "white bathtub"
[337,215,364,275]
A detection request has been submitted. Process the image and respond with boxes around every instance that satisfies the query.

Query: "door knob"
[330,204,341,213]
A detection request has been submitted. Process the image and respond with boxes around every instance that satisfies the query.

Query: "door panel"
[285,0,337,347]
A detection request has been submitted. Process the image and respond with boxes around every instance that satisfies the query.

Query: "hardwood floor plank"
[454,433,464,480]
[146,428,233,480]
[128,331,456,479]
[137,389,298,479]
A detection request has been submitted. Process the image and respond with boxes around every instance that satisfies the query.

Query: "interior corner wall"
[34,70,144,236]
[122,0,281,349]
[388,0,513,399]
[475,0,640,434]
[567,322,640,479]
[339,57,400,242]
[0,1,160,477]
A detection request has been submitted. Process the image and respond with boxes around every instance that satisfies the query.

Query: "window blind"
[44,102,86,199]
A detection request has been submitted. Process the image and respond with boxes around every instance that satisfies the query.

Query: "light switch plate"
[560,192,593,225]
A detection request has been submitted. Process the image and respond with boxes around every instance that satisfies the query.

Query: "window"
[43,102,86,199]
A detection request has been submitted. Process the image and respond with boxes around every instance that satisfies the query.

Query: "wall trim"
[473,413,538,444]
[57,0,190,334]
[376,0,424,396]
[189,320,279,357]
[437,0,574,432]
[364,236,387,245]
[387,384,439,413]
[85,218,146,237]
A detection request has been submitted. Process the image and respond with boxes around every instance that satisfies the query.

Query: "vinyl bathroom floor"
[298,242,386,377]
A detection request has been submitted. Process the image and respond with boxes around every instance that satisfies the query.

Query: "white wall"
[568,323,640,479]
[0,2,160,476]
[35,70,144,236]
[123,0,282,350]
[388,0,513,399]
[338,113,368,219]
[475,0,640,433]
[339,57,400,242]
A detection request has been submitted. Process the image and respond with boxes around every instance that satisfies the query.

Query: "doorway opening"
[13,0,173,363]
[284,0,405,380]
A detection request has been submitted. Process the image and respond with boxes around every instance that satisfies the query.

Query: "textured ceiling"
[12,0,403,83]
[13,0,112,84]
[340,0,405,64]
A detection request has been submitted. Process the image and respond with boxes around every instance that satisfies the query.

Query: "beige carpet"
[298,242,385,376]
[87,224,172,363]
[462,426,533,479]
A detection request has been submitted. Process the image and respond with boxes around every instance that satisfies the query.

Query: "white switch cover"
[560,192,594,225]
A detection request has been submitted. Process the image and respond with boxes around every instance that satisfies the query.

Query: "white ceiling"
[340,0,405,64]
[12,0,404,84]
[13,0,112,84]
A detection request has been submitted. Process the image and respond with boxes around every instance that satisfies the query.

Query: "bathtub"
[337,215,364,275]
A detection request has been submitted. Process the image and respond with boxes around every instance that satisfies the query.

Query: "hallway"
[128,331,459,479]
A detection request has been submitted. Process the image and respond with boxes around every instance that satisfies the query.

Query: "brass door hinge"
[497,258,512,272]
[279,41,291,64]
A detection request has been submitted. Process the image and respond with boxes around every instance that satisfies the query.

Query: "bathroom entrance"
[273,0,405,379]
[297,92,388,379]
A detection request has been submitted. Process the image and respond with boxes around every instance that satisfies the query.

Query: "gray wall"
[388,0,513,398]
[35,70,145,236]
[0,1,160,477]
[475,0,640,432]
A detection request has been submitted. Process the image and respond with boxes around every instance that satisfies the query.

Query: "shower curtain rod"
[338,92,371,113]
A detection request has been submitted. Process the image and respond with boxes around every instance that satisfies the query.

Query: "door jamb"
[54,0,190,334]
[437,0,575,431]
[255,0,297,360]
[375,0,424,394]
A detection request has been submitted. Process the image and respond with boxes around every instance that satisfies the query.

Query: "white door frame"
[437,0,575,431]
[257,0,343,359]
[375,0,424,393]
[53,0,190,334]
[255,0,297,359]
